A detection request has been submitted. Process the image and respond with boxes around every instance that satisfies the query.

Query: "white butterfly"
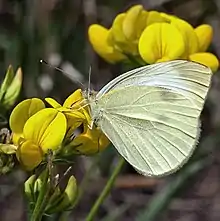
[87,60,212,177]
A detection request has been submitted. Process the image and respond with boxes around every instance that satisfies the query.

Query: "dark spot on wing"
[157,115,169,122]
[159,88,178,101]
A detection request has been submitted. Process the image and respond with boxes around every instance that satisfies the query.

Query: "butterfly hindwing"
[96,86,201,176]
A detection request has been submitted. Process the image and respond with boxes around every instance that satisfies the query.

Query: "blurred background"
[1,0,220,220]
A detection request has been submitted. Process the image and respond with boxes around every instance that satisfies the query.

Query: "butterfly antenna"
[88,65,92,99]
[40,59,84,87]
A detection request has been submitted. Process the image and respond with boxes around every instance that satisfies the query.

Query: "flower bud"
[45,176,77,214]
[24,174,36,202]
[3,67,22,109]
[0,65,14,99]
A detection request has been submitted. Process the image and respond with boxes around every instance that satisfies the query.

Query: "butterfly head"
[82,89,103,127]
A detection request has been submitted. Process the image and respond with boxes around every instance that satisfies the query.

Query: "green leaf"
[0,65,14,100]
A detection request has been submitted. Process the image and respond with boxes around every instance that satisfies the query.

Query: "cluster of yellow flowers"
[89,5,219,72]
[9,89,109,170]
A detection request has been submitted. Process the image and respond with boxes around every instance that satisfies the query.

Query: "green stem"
[75,156,101,207]
[30,168,50,221]
[125,54,146,67]
[85,157,125,221]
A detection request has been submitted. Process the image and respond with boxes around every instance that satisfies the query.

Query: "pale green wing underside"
[92,60,212,177]
[96,60,211,99]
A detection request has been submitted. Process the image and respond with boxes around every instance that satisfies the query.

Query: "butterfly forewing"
[96,60,211,100]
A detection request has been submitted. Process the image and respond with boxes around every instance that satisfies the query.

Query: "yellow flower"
[23,108,66,153]
[10,99,67,170]
[146,11,168,25]
[46,89,89,133]
[64,90,110,155]
[195,24,213,52]
[89,4,219,70]
[88,4,149,61]
[160,12,176,21]
[162,15,218,71]
[139,11,219,71]
[69,123,110,155]
[88,24,126,63]
[46,89,110,155]
[10,98,45,144]
[123,5,148,40]
[138,23,185,63]
[189,52,219,72]
[170,17,199,57]
[191,24,219,71]
[110,5,148,55]
[16,140,43,170]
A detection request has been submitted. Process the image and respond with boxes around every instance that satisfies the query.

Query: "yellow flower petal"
[111,13,138,54]
[45,98,62,108]
[64,111,85,121]
[171,18,199,56]
[12,133,24,145]
[16,140,43,170]
[71,125,110,155]
[146,11,168,26]
[136,10,148,38]
[195,24,213,52]
[88,24,126,63]
[10,98,45,134]
[65,112,85,136]
[160,12,177,22]
[46,89,91,138]
[189,52,219,72]
[23,108,67,153]
[63,89,84,108]
[111,13,126,42]
[63,89,92,129]
[138,23,185,64]
[122,5,147,41]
